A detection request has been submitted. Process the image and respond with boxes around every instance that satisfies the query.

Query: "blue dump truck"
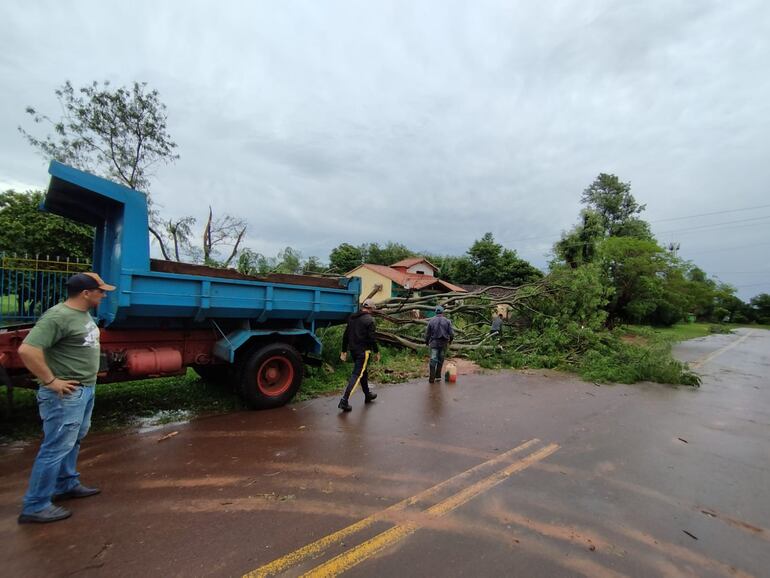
[0,161,360,409]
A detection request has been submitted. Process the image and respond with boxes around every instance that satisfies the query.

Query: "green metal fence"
[0,254,91,326]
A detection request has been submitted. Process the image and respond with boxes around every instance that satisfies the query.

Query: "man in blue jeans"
[17,272,115,524]
[425,305,454,383]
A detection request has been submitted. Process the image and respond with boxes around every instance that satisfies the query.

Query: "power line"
[508,203,770,245]
[545,226,770,253]
[656,215,770,235]
[647,203,770,223]
[683,241,770,255]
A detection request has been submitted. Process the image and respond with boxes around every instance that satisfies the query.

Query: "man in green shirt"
[18,272,115,524]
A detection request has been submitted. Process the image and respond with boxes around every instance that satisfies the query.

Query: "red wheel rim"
[256,356,294,396]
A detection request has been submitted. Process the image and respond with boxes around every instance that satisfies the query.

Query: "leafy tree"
[20,81,178,192]
[421,254,462,282]
[0,190,93,259]
[546,263,611,330]
[19,80,248,265]
[750,293,770,324]
[364,242,414,266]
[554,211,605,268]
[454,233,542,286]
[597,237,667,325]
[580,173,650,238]
[555,173,652,269]
[236,249,274,276]
[162,216,197,262]
[274,247,302,274]
[236,248,325,277]
[329,243,365,273]
[648,259,692,326]
[715,292,749,323]
[497,247,544,286]
[302,256,326,274]
[20,80,178,258]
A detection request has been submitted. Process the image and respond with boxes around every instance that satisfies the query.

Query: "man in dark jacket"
[338,299,380,411]
[425,305,454,383]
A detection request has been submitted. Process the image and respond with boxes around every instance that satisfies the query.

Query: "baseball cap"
[362,298,376,310]
[435,305,444,314]
[66,272,116,292]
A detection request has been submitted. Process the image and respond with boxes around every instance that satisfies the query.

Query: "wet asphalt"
[0,328,768,577]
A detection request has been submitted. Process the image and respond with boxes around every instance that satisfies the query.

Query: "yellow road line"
[691,331,754,369]
[245,439,539,578]
[300,444,560,578]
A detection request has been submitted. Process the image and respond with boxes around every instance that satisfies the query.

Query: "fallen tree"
[370,272,701,386]
[373,280,555,351]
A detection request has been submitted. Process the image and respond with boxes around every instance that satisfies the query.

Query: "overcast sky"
[1,0,769,299]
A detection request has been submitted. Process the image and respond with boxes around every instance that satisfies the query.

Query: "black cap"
[65,272,116,292]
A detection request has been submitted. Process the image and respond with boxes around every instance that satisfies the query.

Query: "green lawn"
[649,323,714,341]
[0,346,427,441]
[0,294,20,317]
[627,322,769,344]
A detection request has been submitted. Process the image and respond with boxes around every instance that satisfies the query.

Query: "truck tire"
[239,343,303,409]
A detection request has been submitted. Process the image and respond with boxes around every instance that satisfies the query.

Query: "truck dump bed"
[42,161,360,328]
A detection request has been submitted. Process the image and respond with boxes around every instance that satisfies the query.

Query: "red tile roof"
[390,257,439,271]
[351,264,465,293]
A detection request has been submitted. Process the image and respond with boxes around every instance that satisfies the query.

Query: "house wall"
[406,264,435,276]
[346,267,393,304]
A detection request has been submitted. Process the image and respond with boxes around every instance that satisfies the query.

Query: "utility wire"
[538,218,770,252]
[656,215,770,235]
[684,241,770,255]
[508,202,770,245]
[647,203,770,223]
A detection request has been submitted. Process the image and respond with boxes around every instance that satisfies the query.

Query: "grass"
[1,345,426,442]
[0,369,245,442]
[298,345,425,401]
[0,294,19,315]
[627,321,769,344]
[645,323,714,342]
[469,321,702,387]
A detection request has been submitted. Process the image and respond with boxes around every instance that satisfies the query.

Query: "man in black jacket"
[338,299,380,411]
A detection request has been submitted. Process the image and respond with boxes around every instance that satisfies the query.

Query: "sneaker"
[364,393,377,404]
[18,504,72,524]
[53,484,101,501]
[338,399,352,412]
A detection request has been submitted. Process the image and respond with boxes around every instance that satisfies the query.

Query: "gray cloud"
[1,0,769,299]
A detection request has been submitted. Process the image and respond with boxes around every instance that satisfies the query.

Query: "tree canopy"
[552,172,751,326]
[0,190,93,259]
[19,80,245,264]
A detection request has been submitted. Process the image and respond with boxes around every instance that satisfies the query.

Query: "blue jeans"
[22,385,95,514]
[429,346,446,378]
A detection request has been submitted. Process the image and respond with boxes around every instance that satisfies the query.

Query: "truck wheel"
[239,343,303,409]
[193,364,234,387]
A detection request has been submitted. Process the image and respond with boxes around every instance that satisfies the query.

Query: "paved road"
[1,329,768,577]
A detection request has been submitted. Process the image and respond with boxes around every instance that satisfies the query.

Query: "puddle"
[135,409,194,433]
